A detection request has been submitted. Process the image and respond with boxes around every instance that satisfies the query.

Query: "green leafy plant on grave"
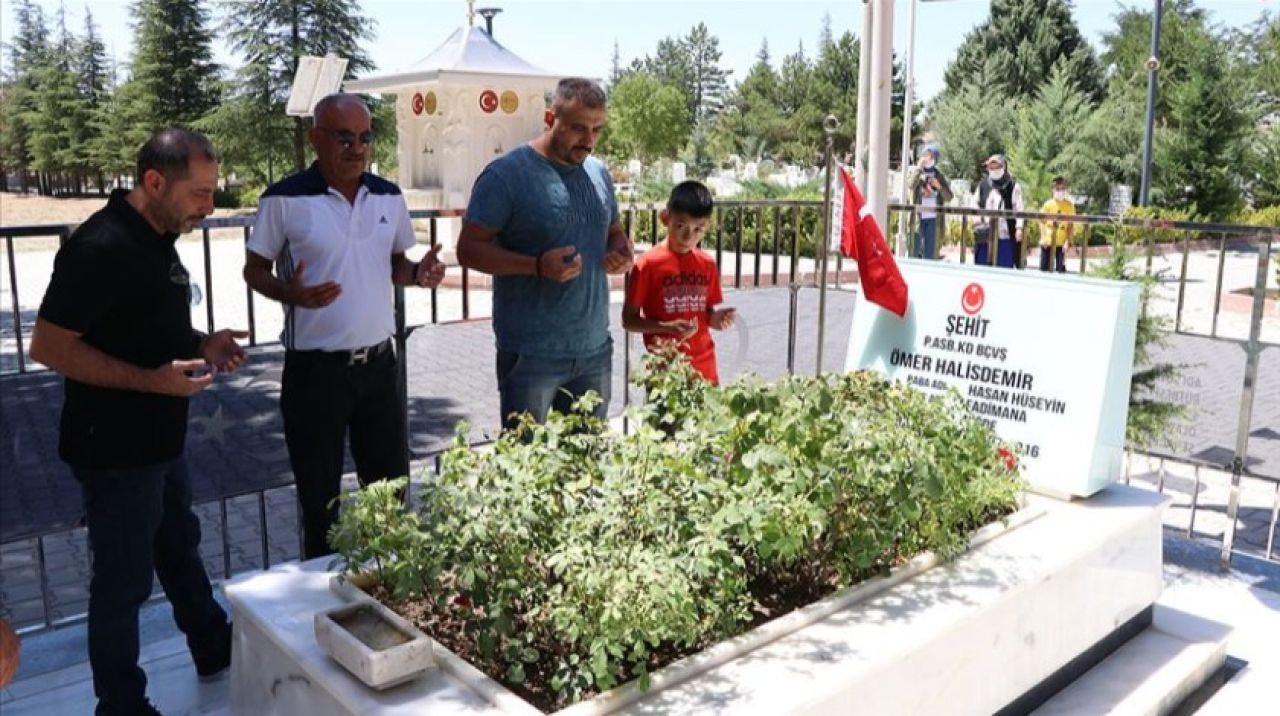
[1089,215,1189,449]
[330,352,1023,711]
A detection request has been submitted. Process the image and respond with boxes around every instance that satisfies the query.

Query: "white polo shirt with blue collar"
[248,164,416,351]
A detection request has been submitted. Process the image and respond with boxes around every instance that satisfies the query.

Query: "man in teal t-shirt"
[458,77,633,430]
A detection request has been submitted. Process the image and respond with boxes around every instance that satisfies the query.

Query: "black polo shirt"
[38,189,202,468]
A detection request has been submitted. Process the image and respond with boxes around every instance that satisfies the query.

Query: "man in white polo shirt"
[244,93,445,558]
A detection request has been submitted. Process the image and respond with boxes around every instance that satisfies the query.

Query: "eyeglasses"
[315,128,375,149]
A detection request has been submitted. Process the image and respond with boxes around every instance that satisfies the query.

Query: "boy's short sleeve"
[464,167,512,232]
[625,256,649,308]
[38,238,119,334]
[707,259,723,308]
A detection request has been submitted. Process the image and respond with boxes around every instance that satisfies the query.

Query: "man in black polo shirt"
[30,129,247,716]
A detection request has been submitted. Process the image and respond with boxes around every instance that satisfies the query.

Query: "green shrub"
[331,354,1023,710]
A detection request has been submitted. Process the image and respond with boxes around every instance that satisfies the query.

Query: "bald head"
[312,93,369,126]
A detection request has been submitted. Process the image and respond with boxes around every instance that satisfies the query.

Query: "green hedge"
[331,355,1023,710]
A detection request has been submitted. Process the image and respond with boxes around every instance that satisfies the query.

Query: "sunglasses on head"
[316,127,375,149]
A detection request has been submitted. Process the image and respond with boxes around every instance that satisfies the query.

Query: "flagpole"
[816,114,839,375]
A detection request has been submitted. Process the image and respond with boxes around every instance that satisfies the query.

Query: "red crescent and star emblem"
[961,283,985,315]
[411,92,425,115]
[479,89,498,113]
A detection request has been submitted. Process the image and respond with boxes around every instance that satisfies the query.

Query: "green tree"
[216,0,376,173]
[75,8,110,192]
[89,78,152,181]
[28,4,82,194]
[717,41,787,162]
[682,22,730,124]
[943,0,1103,103]
[929,78,1017,183]
[1008,66,1092,205]
[1054,84,1144,209]
[810,31,860,155]
[1154,32,1254,220]
[130,0,221,128]
[776,42,822,164]
[1,0,51,192]
[604,72,689,162]
[1099,0,1207,107]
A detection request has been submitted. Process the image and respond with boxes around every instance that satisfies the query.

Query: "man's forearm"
[391,255,418,287]
[244,265,292,304]
[35,334,157,393]
[457,239,538,277]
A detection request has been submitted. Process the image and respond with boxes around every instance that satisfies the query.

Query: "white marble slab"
[227,484,1168,715]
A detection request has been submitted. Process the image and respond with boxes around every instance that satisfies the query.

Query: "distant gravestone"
[743,161,758,180]
[672,162,687,184]
[1109,185,1132,216]
[627,159,642,176]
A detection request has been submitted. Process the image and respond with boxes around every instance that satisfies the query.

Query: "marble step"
[1033,605,1231,716]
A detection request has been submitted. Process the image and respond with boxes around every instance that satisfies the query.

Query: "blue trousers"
[914,218,938,259]
[496,344,612,431]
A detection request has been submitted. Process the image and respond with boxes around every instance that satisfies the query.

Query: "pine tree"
[811,31,860,156]
[776,42,821,164]
[77,8,110,193]
[217,0,376,173]
[682,23,730,125]
[1154,33,1255,220]
[1008,66,1092,204]
[929,77,1018,183]
[607,39,625,90]
[720,40,787,161]
[1,0,51,192]
[28,4,83,194]
[943,0,1103,103]
[130,0,221,129]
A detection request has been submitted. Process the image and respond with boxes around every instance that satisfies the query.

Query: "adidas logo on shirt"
[379,215,389,224]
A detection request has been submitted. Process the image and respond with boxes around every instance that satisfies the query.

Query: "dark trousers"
[974,237,1018,268]
[282,343,409,559]
[73,458,229,716]
[1039,245,1067,273]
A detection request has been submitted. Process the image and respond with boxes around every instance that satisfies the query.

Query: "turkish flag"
[836,167,909,317]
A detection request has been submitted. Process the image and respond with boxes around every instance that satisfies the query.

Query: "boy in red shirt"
[623,181,736,384]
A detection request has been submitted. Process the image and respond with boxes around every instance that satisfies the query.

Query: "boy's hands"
[708,307,736,330]
[660,319,699,342]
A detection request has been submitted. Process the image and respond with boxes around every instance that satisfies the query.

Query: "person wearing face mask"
[971,154,1024,268]
[908,143,953,259]
[1038,176,1075,273]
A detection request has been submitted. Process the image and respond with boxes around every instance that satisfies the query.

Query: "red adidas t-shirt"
[626,243,724,383]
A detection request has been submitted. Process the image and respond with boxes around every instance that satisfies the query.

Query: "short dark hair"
[667,181,714,218]
[136,129,217,185]
[1051,175,1068,186]
[552,77,606,113]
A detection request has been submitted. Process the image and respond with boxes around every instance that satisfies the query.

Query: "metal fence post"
[1220,235,1273,569]
[815,115,839,375]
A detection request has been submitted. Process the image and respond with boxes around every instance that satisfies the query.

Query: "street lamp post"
[1138,0,1163,207]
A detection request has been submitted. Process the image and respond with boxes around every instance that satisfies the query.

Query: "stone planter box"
[227,484,1166,715]
[313,598,434,691]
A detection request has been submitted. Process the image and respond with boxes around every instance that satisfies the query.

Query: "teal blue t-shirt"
[465,145,618,358]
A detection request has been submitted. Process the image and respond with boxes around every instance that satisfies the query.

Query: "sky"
[1,0,1275,103]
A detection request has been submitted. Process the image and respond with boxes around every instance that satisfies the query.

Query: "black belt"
[289,338,393,366]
